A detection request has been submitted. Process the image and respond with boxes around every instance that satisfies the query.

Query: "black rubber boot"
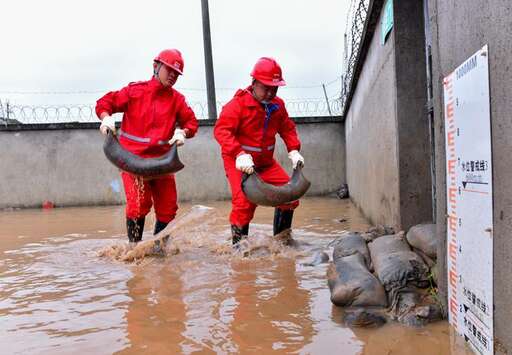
[127,217,145,243]
[154,220,169,235]
[273,209,294,235]
[231,224,249,246]
[241,224,249,237]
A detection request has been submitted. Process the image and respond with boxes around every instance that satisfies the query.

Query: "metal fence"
[0,97,342,124]
[340,0,370,113]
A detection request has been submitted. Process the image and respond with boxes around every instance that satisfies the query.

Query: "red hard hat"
[154,49,184,75]
[250,57,286,86]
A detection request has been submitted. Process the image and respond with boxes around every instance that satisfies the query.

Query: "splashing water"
[97,205,305,264]
[98,205,216,263]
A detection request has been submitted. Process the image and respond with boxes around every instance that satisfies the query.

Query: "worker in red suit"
[96,49,198,243]
[214,57,305,246]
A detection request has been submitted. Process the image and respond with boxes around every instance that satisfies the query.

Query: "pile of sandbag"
[327,223,442,327]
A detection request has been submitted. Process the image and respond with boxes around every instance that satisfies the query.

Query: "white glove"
[169,128,186,146]
[288,150,304,169]
[235,153,255,174]
[100,115,116,135]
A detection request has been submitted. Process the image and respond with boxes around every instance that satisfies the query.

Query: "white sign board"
[443,45,493,355]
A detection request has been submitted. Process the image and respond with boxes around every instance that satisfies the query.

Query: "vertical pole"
[322,84,332,116]
[201,0,217,120]
[423,0,436,223]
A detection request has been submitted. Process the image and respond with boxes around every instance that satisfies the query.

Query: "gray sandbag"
[406,223,437,259]
[413,247,436,268]
[368,234,430,291]
[388,288,444,327]
[332,232,371,269]
[327,253,388,307]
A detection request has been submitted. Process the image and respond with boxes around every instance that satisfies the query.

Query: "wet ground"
[0,197,472,354]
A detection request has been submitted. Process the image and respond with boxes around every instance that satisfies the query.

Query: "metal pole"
[322,84,332,116]
[201,0,217,120]
[423,0,436,223]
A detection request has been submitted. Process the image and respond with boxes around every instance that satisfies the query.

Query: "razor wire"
[0,97,342,124]
[340,0,370,113]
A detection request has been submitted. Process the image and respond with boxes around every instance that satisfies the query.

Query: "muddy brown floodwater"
[0,197,473,354]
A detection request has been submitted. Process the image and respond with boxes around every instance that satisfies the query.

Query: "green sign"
[381,0,393,44]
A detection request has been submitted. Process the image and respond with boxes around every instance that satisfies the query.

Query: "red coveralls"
[96,77,198,223]
[214,87,301,226]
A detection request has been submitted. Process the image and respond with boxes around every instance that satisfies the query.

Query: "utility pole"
[201,0,217,120]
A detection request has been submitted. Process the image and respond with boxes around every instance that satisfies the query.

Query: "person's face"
[155,63,180,88]
[252,80,278,103]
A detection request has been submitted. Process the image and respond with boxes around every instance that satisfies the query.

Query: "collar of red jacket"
[148,76,174,94]
[235,85,280,108]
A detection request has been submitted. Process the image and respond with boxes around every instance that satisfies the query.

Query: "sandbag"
[388,288,444,327]
[332,232,371,269]
[241,165,311,207]
[327,253,388,307]
[413,247,436,268]
[406,223,437,259]
[368,234,430,291]
[103,130,184,177]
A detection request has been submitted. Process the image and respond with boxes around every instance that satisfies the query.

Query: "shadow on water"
[0,197,472,354]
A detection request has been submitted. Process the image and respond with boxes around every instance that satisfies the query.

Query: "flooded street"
[0,197,471,354]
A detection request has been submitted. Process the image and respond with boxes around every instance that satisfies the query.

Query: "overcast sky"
[0,0,351,113]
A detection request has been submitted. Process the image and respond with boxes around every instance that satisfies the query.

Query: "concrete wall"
[345,0,431,230]
[0,118,345,209]
[345,3,400,228]
[429,0,512,352]
[393,0,433,229]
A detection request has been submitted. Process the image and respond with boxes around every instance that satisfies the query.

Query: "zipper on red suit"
[152,91,157,144]
[261,103,279,148]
